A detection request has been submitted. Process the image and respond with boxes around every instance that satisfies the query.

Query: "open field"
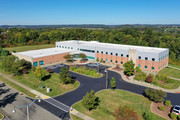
[0,76,36,98]
[158,67,180,79]
[12,71,80,97]
[72,89,165,120]
[168,64,180,69]
[4,44,54,52]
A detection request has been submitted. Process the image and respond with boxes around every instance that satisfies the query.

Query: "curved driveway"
[37,65,180,119]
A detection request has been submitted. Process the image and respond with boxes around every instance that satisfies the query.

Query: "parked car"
[172,105,180,115]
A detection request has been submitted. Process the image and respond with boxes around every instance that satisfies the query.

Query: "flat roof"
[15,48,73,58]
[57,40,169,53]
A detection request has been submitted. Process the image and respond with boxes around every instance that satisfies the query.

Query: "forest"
[0,27,180,65]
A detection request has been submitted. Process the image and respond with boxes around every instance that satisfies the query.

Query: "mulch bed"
[112,67,124,71]
[151,102,172,120]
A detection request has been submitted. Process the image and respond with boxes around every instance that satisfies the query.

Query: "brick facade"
[33,52,69,66]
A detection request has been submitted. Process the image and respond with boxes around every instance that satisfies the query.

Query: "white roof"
[56,40,168,53]
[15,48,73,58]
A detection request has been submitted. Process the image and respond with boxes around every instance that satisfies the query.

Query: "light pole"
[12,95,41,120]
[104,69,108,89]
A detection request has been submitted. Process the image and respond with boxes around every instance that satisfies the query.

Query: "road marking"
[43,96,48,99]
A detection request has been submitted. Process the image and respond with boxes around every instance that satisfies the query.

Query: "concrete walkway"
[108,68,180,93]
[0,72,50,99]
[70,109,95,120]
[168,66,180,70]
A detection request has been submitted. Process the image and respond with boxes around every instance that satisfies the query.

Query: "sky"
[0,0,180,25]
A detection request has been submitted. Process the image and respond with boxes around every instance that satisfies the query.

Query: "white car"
[172,105,180,115]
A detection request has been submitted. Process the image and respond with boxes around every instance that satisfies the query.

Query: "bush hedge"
[164,100,171,106]
[170,113,177,120]
[158,106,165,111]
[142,112,153,120]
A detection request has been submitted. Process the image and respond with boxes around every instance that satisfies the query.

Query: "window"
[59,46,61,48]
[39,61,44,65]
[65,47,67,49]
[106,59,108,62]
[121,61,123,64]
[159,58,160,61]
[116,53,118,56]
[56,45,58,47]
[151,67,154,70]
[121,54,123,57]
[101,58,103,61]
[71,47,73,49]
[68,47,70,49]
[138,65,141,68]
[115,61,118,63]
[33,62,38,66]
[97,51,99,53]
[145,66,147,69]
[127,55,129,57]
[145,57,148,60]
[97,57,99,60]
[101,51,103,54]
[111,53,113,55]
[78,48,79,50]
[106,52,108,55]
[110,60,112,62]
[138,56,141,59]
[152,58,155,61]
[62,46,64,48]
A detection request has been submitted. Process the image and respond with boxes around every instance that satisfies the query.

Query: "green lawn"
[158,67,180,79]
[168,64,180,69]
[71,114,83,120]
[72,89,165,120]
[12,71,80,97]
[0,76,36,98]
[70,66,103,78]
[134,71,180,89]
[4,44,54,52]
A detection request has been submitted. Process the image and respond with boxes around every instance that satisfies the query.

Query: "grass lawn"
[0,76,36,98]
[71,114,83,120]
[169,64,180,69]
[4,44,54,52]
[158,67,180,79]
[134,72,180,89]
[70,66,103,78]
[12,71,80,97]
[72,89,165,120]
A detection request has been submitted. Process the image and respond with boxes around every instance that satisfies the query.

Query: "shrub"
[178,115,180,120]
[32,66,36,72]
[112,105,139,120]
[170,113,177,120]
[142,112,153,120]
[35,66,45,80]
[59,67,75,84]
[144,88,167,102]
[81,90,100,111]
[146,76,153,83]
[158,106,165,111]
[96,58,99,62]
[164,100,171,106]
[135,66,141,72]
[116,64,120,68]
[111,77,116,90]
[102,60,105,63]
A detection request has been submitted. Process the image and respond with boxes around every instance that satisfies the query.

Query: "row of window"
[33,61,44,66]
[159,54,168,61]
[57,45,73,49]
[97,58,124,64]
[138,65,155,70]
[97,51,129,57]
[80,49,95,53]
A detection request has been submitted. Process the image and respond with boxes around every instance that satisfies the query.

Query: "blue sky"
[0,0,180,25]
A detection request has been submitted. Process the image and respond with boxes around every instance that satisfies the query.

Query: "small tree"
[35,66,45,80]
[123,60,135,76]
[111,77,116,90]
[81,90,100,111]
[59,67,74,84]
[63,54,74,60]
[144,88,167,102]
[142,112,153,120]
[79,53,86,59]
[135,66,141,72]
[112,105,139,120]
[32,66,36,72]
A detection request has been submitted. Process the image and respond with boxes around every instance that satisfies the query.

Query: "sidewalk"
[108,68,180,93]
[70,109,95,120]
[0,72,50,99]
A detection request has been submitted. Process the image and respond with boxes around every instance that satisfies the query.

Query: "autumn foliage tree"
[145,76,153,83]
[35,66,45,80]
[112,105,139,120]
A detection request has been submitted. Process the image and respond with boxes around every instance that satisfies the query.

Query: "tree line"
[0,28,179,65]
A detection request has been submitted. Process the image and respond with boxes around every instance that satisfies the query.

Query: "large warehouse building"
[13,40,169,72]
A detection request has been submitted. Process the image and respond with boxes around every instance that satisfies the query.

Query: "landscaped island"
[72,89,165,120]
[70,66,103,78]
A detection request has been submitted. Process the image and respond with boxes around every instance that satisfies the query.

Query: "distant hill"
[0,24,180,29]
